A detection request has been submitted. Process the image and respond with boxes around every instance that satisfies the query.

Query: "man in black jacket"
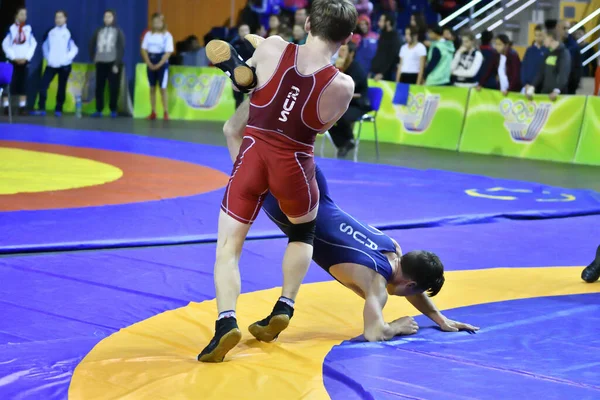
[526,28,571,102]
[370,12,401,81]
[331,41,371,158]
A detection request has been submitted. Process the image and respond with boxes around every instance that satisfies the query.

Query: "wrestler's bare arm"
[363,274,419,342]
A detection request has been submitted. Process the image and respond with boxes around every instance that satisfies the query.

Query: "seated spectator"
[443,27,461,53]
[396,27,427,84]
[477,30,499,90]
[248,0,282,30]
[180,35,209,67]
[331,42,371,158]
[268,14,281,36]
[494,34,521,94]
[354,0,374,16]
[521,24,548,89]
[33,10,78,117]
[527,28,571,101]
[277,25,293,41]
[292,25,306,44]
[2,7,36,115]
[353,15,379,74]
[141,12,174,121]
[451,31,483,88]
[424,25,455,86]
[573,26,596,77]
[410,12,428,43]
[294,8,308,26]
[370,12,402,81]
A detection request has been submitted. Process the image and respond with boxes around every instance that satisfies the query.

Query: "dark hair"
[496,33,511,45]
[55,10,68,18]
[309,0,358,43]
[428,24,443,36]
[546,28,560,41]
[405,26,418,39]
[401,251,445,297]
[577,25,586,33]
[480,30,493,45]
[382,12,396,29]
[534,24,544,32]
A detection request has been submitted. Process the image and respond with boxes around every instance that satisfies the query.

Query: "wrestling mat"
[1,123,599,399]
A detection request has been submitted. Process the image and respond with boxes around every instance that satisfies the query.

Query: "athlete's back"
[247,36,354,147]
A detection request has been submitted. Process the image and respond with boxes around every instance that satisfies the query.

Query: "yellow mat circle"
[69,267,600,400]
[0,148,122,195]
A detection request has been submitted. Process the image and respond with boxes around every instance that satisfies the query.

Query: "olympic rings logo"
[395,93,440,133]
[499,99,552,143]
[171,73,227,109]
[67,70,95,102]
[499,99,537,124]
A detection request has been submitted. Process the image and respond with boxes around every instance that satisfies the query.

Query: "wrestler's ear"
[304,16,311,33]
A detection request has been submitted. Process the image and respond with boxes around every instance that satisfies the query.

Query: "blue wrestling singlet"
[262,165,397,281]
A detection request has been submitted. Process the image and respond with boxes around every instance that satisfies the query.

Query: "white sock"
[218,310,236,320]
[2,100,8,107]
[18,100,26,107]
[278,296,295,308]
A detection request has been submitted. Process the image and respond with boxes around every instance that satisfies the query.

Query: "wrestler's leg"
[223,98,250,162]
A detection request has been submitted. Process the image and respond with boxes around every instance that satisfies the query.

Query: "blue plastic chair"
[0,62,14,123]
[354,86,384,162]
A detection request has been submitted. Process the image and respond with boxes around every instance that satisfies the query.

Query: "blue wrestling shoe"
[248,300,294,342]
[91,111,103,118]
[198,317,242,363]
[205,39,257,93]
[30,110,46,116]
[581,245,600,283]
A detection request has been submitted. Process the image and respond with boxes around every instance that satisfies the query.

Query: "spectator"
[294,8,308,26]
[268,14,281,36]
[277,25,293,41]
[443,27,461,53]
[451,31,483,88]
[396,27,427,84]
[352,15,379,74]
[33,10,78,117]
[410,12,428,43]
[292,25,307,44]
[256,25,268,38]
[90,9,125,118]
[141,12,174,121]
[354,0,374,16]
[331,42,371,158]
[370,12,402,81]
[521,24,548,89]
[553,20,582,94]
[181,35,209,67]
[2,7,36,115]
[527,28,571,101]
[494,34,521,94]
[573,26,596,77]
[424,25,454,86]
[230,24,254,108]
[477,30,499,90]
[283,0,308,10]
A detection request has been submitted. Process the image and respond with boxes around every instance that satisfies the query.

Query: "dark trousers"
[95,62,120,112]
[329,105,366,148]
[38,65,72,112]
[233,89,245,109]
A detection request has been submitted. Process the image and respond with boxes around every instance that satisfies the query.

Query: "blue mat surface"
[2,124,600,253]
[1,215,599,398]
[324,293,600,400]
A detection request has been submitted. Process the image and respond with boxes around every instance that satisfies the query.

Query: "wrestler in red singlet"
[221,43,339,224]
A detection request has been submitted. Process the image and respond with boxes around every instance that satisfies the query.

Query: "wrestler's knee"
[288,219,316,246]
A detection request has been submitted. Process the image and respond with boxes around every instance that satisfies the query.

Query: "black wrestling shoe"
[581,245,600,283]
[197,317,242,363]
[337,141,356,159]
[248,300,294,342]
[205,40,257,93]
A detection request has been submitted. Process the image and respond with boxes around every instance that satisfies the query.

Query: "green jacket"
[425,39,455,86]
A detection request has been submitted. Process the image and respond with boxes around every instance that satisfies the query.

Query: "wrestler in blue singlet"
[262,165,397,281]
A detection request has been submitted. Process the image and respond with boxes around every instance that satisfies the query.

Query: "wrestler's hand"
[439,317,479,333]
[391,316,419,336]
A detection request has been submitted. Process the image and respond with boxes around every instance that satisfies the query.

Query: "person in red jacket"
[494,34,521,94]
